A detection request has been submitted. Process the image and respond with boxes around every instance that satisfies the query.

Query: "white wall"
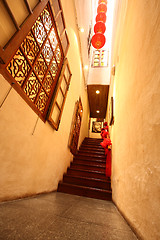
[0,0,89,202]
[109,0,160,239]
[88,67,110,85]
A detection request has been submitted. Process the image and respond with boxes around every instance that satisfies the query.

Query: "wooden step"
[57,137,112,201]
[74,153,105,160]
[62,175,111,190]
[67,168,106,179]
[79,146,104,152]
[57,183,112,201]
[70,162,105,172]
[81,142,103,147]
[73,158,106,166]
[78,149,105,156]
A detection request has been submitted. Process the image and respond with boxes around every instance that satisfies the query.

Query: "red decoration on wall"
[98,0,107,4]
[94,21,106,34]
[91,33,106,49]
[91,0,108,49]
[97,3,107,13]
[100,122,112,177]
[96,12,107,23]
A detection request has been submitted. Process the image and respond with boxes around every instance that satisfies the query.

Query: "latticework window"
[0,0,69,121]
[6,4,63,118]
[92,49,109,67]
[48,58,72,130]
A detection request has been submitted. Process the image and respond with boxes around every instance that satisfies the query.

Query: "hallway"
[0,192,137,240]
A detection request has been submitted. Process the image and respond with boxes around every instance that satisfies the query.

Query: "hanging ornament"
[97,3,107,13]
[94,21,106,34]
[96,12,107,23]
[91,33,106,49]
[98,0,107,4]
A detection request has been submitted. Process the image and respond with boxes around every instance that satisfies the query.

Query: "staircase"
[57,137,112,201]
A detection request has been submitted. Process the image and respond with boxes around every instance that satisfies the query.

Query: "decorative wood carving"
[68,98,83,155]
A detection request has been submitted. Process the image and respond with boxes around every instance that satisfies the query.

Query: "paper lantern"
[94,21,106,34]
[97,3,107,13]
[98,0,107,4]
[91,33,106,49]
[96,12,107,23]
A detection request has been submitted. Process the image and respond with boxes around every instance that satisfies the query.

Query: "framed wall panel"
[47,58,72,130]
[68,98,83,155]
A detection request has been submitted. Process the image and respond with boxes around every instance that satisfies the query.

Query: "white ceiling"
[74,0,116,85]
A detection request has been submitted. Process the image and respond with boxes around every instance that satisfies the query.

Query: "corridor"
[0,192,137,240]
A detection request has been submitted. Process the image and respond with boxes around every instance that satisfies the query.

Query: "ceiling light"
[96,90,100,94]
[80,28,84,33]
[96,110,100,113]
[84,65,88,70]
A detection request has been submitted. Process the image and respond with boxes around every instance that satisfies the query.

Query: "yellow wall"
[0,0,89,202]
[109,0,160,239]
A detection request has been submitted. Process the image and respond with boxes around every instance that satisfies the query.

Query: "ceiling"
[87,85,109,118]
[74,0,114,119]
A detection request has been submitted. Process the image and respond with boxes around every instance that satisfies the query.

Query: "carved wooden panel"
[0,0,69,122]
[1,2,64,120]
[68,98,83,155]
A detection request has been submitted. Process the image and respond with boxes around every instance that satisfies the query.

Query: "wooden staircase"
[57,137,112,201]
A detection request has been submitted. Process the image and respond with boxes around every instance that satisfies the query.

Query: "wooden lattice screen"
[0,0,69,122]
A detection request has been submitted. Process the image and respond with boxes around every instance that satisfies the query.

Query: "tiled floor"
[0,192,138,240]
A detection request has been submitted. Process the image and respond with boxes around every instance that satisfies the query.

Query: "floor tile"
[0,192,138,240]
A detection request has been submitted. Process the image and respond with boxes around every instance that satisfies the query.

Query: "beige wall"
[109,0,160,239]
[0,0,89,202]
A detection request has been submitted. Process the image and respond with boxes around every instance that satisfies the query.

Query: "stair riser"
[78,150,105,156]
[73,158,106,165]
[57,137,112,201]
[74,155,106,161]
[81,144,103,148]
[70,163,105,172]
[67,169,106,179]
[79,149,105,154]
[79,145,104,151]
[58,184,112,201]
[63,176,111,190]
[82,140,102,143]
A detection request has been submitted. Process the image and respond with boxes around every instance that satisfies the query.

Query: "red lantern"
[97,3,107,13]
[94,21,106,34]
[96,12,107,23]
[91,33,106,49]
[98,0,107,4]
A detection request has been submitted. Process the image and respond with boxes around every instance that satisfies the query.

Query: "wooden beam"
[3,0,19,30]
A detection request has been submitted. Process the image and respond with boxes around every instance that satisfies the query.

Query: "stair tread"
[69,167,105,174]
[57,137,111,201]
[71,162,105,167]
[58,182,112,193]
[64,174,110,183]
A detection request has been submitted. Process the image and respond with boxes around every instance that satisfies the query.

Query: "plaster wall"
[0,0,89,202]
[109,0,160,239]
[88,67,110,85]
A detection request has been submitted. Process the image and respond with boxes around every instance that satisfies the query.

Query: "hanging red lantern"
[96,12,107,23]
[98,0,107,4]
[97,3,107,13]
[91,33,106,49]
[94,21,106,34]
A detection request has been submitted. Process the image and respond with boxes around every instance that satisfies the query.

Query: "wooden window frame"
[47,58,72,130]
[91,49,109,68]
[0,0,70,122]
